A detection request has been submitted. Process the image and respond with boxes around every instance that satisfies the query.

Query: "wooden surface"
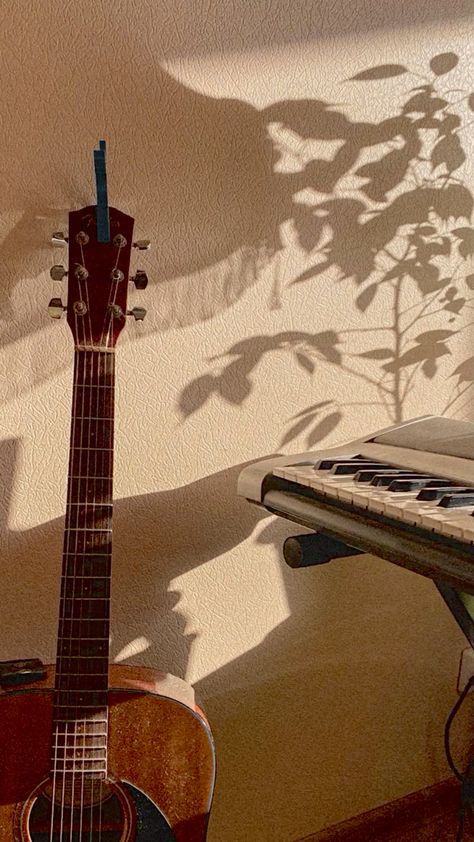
[0,665,215,841]
[299,777,472,841]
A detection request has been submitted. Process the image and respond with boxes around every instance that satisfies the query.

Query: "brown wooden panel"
[298,777,469,841]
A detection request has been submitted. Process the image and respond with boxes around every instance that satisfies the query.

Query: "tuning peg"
[51,231,68,247]
[50,264,68,281]
[48,297,66,319]
[131,270,148,290]
[133,239,151,251]
[127,306,147,321]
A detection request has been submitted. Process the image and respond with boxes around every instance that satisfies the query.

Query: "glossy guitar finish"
[0,666,215,840]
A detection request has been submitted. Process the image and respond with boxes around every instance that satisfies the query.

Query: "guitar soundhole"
[25,778,176,841]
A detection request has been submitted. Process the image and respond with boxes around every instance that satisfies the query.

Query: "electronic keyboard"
[238,416,474,593]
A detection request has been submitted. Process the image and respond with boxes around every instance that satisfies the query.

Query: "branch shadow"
[3,50,473,425]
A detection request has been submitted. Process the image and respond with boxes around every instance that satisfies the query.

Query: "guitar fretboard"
[52,348,115,777]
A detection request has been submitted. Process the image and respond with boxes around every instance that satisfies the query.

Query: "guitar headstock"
[48,143,149,349]
[49,207,150,348]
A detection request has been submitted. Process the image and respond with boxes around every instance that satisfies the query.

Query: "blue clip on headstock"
[93,139,110,243]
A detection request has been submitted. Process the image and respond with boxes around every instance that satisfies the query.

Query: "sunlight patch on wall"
[114,636,151,662]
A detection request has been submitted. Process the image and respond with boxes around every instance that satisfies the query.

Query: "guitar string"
[49,335,78,838]
[70,262,90,841]
[97,257,122,841]
[98,350,108,842]
[70,306,87,841]
[48,346,81,841]
[89,349,97,842]
[66,264,92,841]
[70,350,84,842]
[92,239,121,840]
[58,325,81,841]
[79,248,94,842]
[89,344,104,840]
[80,261,101,842]
[59,311,83,841]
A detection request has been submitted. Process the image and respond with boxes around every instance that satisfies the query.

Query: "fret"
[56,675,108,692]
[56,656,109,673]
[56,672,109,678]
[63,551,110,557]
[58,637,109,642]
[58,619,109,638]
[52,752,107,761]
[57,655,109,662]
[64,531,112,555]
[54,689,107,710]
[49,768,107,776]
[71,445,113,453]
[54,721,108,730]
[61,579,110,599]
[71,422,114,450]
[65,510,112,532]
[72,416,114,422]
[57,641,109,660]
[55,734,107,742]
[63,558,111,579]
[68,478,111,482]
[59,600,110,621]
[55,704,108,711]
[65,527,112,533]
[70,449,113,477]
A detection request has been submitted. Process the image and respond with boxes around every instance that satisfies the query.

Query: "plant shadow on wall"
[180,52,474,443]
[1,52,474,424]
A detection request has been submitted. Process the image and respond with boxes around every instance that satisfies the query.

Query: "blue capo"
[93,139,110,243]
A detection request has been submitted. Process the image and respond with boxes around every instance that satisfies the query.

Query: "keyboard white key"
[269,447,474,545]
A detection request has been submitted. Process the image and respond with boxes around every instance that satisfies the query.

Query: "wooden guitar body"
[0,665,215,841]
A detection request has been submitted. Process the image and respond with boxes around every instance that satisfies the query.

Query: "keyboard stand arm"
[283,533,364,567]
[435,584,474,649]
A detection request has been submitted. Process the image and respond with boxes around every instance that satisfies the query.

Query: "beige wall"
[1,1,473,839]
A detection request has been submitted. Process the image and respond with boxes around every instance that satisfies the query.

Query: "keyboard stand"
[282,531,474,649]
[435,583,474,649]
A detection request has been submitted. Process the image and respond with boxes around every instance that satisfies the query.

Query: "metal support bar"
[283,532,364,568]
[435,582,474,648]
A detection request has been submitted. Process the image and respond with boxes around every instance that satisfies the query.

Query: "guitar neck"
[53,348,115,767]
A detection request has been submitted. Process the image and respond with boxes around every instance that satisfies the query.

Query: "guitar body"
[0,666,215,841]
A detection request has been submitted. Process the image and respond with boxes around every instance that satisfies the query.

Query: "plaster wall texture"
[0,1,473,839]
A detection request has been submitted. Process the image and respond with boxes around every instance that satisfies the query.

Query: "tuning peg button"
[51,231,68,247]
[127,307,147,321]
[48,297,66,319]
[133,239,151,251]
[50,264,68,281]
[132,270,148,290]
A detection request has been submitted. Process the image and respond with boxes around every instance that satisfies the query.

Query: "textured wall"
[0,1,473,839]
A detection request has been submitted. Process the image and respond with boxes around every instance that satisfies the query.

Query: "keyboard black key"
[388,477,439,492]
[330,462,391,476]
[439,492,474,508]
[417,486,470,501]
[354,468,397,483]
[314,456,365,470]
[424,480,457,488]
[371,473,430,487]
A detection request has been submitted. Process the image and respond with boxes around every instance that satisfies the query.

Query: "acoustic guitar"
[0,160,216,839]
